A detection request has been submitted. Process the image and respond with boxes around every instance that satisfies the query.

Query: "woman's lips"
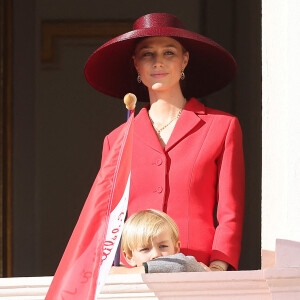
[151,73,168,79]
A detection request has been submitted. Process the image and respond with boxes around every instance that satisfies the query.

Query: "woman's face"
[133,37,189,93]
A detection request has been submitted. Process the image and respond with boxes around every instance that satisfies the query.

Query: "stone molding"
[1,267,300,299]
[41,20,132,64]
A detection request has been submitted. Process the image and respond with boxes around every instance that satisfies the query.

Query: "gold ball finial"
[124,93,137,110]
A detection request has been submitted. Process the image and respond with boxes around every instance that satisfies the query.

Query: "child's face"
[126,227,180,267]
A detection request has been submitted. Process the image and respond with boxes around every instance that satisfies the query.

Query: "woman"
[85,13,245,271]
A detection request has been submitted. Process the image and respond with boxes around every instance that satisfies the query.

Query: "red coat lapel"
[165,98,206,151]
[134,106,164,153]
[133,98,207,153]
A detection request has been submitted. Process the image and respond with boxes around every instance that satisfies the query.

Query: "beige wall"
[12,0,261,275]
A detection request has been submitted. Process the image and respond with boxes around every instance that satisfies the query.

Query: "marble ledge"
[0,267,300,300]
[1,239,300,299]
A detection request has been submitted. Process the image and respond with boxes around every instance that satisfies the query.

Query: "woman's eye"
[142,52,152,57]
[165,51,174,55]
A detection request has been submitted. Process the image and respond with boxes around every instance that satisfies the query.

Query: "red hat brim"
[84,26,237,101]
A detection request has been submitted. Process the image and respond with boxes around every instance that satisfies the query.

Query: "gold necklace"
[148,107,183,134]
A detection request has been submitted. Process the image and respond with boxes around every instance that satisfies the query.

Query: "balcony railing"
[0,267,300,299]
[1,239,300,299]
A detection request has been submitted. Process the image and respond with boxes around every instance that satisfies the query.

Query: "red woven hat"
[84,13,237,101]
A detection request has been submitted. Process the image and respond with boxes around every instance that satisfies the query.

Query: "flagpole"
[114,93,137,267]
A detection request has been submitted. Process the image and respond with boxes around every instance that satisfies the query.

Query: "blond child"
[110,209,209,274]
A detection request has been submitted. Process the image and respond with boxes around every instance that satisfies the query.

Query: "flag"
[45,111,134,300]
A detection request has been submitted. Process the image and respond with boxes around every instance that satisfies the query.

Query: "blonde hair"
[121,209,179,258]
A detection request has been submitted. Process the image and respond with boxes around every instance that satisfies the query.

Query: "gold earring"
[181,69,185,80]
[137,73,141,83]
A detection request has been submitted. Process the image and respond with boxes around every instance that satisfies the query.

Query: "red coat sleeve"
[100,124,126,168]
[210,117,245,270]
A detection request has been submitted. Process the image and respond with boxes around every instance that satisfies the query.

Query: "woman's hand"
[198,262,211,272]
[209,260,229,271]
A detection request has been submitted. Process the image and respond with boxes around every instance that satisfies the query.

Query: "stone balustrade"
[1,239,300,299]
[1,267,300,299]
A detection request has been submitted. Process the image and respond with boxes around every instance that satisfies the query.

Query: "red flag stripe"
[45,112,134,300]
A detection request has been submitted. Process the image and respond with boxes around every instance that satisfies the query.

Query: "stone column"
[262,0,300,262]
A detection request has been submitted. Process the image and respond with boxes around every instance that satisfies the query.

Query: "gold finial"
[124,93,137,110]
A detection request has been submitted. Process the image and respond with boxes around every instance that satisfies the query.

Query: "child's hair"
[121,209,179,258]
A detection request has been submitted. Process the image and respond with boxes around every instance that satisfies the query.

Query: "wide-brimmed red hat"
[84,13,237,101]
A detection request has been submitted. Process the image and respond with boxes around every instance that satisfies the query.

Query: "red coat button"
[156,158,163,166]
[156,186,163,193]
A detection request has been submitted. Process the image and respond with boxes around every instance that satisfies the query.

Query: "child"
[110,209,209,274]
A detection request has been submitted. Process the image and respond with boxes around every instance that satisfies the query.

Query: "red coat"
[101,98,245,270]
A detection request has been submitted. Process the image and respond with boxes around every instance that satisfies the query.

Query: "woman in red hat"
[85,13,244,271]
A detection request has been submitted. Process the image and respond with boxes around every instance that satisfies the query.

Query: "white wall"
[262,0,300,251]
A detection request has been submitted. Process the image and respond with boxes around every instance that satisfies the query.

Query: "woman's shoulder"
[106,122,127,139]
[188,97,239,121]
[105,122,132,149]
[205,107,240,124]
[105,107,148,144]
